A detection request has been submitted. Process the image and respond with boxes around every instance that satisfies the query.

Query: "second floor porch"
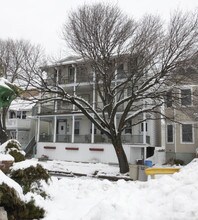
[6,118,32,130]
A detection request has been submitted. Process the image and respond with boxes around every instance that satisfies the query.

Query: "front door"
[58,121,67,135]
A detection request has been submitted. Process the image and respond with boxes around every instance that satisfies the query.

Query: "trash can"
[138,165,148,181]
[129,164,139,181]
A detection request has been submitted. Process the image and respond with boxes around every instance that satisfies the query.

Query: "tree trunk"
[0,129,8,144]
[112,138,129,174]
[0,110,8,144]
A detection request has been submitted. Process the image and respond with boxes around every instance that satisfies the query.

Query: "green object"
[0,79,22,108]
[0,86,16,108]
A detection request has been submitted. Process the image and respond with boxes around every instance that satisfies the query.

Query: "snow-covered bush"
[10,163,50,195]
[165,158,185,166]
[0,170,45,220]
[5,140,25,162]
[0,139,25,162]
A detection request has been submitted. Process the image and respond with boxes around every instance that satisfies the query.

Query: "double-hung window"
[74,121,80,135]
[167,124,174,143]
[166,91,173,107]
[181,89,192,106]
[181,124,193,143]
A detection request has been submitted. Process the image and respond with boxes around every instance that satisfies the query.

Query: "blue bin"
[144,160,152,167]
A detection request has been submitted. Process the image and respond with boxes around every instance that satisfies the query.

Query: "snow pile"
[15,158,194,220]
[39,160,119,176]
[11,159,39,171]
[0,153,14,161]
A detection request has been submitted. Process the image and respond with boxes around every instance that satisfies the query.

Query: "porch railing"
[39,134,53,142]
[122,135,150,144]
[39,133,150,144]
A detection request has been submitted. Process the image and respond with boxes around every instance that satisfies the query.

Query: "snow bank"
[37,158,198,220]
[39,160,119,176]
[11,160,40,171]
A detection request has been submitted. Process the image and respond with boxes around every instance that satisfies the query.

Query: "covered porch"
[37,115,150,145]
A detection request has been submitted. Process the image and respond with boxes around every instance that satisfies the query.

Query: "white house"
[33,56,162,164]
[6,99,36,150]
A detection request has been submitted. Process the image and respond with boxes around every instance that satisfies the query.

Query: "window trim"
[180,123,194,144]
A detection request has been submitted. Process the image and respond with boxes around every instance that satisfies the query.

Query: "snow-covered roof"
[41,55,84,69]
[9,99,35,111]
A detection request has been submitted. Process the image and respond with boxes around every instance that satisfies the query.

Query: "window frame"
[166,124,174,144]
[166,90,173,107]
[125,120,132,134]
[74,120,80,135]
[180,123,194,144]
[180,88,192,106]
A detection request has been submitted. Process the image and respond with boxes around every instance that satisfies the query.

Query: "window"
[17,111,21,119]
[9,111,16,119]
[22,111,26,119]
[181,89,192,106]
[167,124,173,143]
[141,122,148,132]
[182,124,193,143]
[127,86,138,97]
[166,91,173,107]
[125,121,132,134]
[68,66,75,82]
[74,121,80,135]
[117,63,126,79]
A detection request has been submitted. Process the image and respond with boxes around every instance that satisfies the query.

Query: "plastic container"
[144,160,152,167]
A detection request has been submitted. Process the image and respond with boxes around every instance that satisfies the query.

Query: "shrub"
[10,164,50,194]
[165,158,185,166]
[0,183,45,220]
[5,140,25,162]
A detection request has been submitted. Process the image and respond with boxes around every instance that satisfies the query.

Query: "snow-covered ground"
[6,159,198,220]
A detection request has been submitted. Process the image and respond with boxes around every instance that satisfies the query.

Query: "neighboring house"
[6,99,36,150]
[164,69,198,164]
[33,56,161,164]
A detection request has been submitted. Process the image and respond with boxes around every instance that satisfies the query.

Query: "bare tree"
[0,38,45,144]
[31,4,198,173]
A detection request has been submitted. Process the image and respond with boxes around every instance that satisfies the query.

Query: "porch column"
[36,117,40,142]
[91,71,96,143]
[73,65,77,111]
[91,121,94,143]
[54,68,59,113]
[53,116,57,143]
[72,115,75,143]
[143,102,147,160]
[161,103,166,150]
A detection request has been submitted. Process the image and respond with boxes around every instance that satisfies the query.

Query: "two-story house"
[32,56,161,164]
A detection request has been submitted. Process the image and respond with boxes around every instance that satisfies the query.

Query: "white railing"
[6,119,31,129]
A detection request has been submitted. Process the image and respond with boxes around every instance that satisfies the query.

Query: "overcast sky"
[0,0,197,58]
